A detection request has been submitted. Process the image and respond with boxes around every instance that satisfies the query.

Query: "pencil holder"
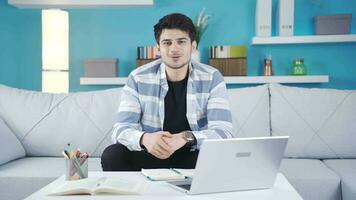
[65,158,88,181]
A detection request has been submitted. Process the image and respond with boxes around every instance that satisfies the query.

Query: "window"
[42,9,69,93]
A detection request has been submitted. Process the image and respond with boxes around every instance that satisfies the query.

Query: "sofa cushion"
[0,157,102,200]
[280,158,341,200]
[270,83,356,158]
[0,117,25,165]
[228,84,270,138]
[323,159,356,200]
[0,84,121,157]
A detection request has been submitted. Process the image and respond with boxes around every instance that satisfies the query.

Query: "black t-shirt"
[163,75,191,134]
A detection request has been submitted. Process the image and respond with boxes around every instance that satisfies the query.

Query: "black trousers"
[101,143,199,171]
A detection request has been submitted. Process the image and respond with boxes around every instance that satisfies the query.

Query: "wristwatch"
[182,131,195,145]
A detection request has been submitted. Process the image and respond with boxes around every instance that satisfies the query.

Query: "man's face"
[157,29,196,70]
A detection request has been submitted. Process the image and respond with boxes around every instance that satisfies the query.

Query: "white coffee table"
[25,171,302,200]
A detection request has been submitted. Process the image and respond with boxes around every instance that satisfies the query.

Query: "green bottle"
[291,58,307,76]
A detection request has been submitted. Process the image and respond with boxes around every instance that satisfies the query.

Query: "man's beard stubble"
[164,59,190,70]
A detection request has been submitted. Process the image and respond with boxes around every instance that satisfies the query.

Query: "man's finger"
[161,136,171,144]
[152,149,168,160]
[157,139,174,154]
[148,149,161,158]
[150,151,163,159]
[154,145,171,158]
[156,144,172,156]
[161,137,177,152]
[161,132,173,138]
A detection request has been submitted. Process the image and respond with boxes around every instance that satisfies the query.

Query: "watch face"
[186,131,194,142]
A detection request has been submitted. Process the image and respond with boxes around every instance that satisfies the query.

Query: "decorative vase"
[291,58,307,75]
[191,49,201,63]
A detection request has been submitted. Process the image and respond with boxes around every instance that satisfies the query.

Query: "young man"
[101,13,233,171]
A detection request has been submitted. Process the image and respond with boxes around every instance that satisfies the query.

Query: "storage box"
[84,59,117,77]
[208,58,247,76]
[314,14,352,35]
[136,59,156,68]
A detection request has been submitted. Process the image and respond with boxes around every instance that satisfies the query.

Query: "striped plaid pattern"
[112,59,233,151]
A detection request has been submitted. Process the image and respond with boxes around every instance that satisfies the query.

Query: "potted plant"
[192,8,210,62]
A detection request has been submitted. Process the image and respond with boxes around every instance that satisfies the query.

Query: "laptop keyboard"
[177,184,192,191]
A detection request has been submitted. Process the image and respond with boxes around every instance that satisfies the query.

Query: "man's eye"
[162,41,171,46]
[178,40,186,44]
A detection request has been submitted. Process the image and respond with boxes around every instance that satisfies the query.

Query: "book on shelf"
[209,45,246,59]
[47,177,146,196]
[141,168,194,181]
[137,46,161,60]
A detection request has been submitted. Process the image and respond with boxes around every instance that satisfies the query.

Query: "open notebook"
[48,177,146,196]
[141,168,194,181]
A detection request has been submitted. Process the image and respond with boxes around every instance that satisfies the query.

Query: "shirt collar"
[159,61,194,87]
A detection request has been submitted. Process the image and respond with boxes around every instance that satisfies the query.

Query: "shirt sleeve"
[111,74,144,151]
[191,70,234,149]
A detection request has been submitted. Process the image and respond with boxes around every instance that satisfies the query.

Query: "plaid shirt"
[112,59,233,151]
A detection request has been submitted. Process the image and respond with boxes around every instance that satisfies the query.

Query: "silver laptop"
[167,136,289,195]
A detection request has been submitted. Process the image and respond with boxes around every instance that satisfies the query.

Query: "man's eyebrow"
[176,37,189,41]
[160,39,172,42]
[160,37,189,42]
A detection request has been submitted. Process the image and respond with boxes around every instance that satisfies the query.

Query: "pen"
[80,152,88,164]
[170,168,182,175]
[62,151,69,159]
[67,143,73,158]
[64,150,71,159]
[76,148,81,158]
[71,157,85,178]
[170,168,189,179]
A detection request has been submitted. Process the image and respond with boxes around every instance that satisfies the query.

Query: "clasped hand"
[141,131,187,159]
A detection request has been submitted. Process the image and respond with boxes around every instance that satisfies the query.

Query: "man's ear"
[192,40,197,50]
[156,44,160,52]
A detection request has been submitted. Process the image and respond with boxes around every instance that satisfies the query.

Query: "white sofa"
[0,83,355,200]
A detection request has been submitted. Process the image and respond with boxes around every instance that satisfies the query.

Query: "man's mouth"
[170,55,181,61]
[171,55,181,59]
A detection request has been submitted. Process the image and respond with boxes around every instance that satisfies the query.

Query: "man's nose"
[170,42,180,52]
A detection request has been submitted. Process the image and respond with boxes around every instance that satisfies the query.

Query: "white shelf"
[80,77,128,85]
[252,34,356,45]
[223,75,329,84]
[80,75,329,85]
[8,0,153,8]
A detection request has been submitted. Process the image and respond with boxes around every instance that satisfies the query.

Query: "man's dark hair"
[154,13,196,44]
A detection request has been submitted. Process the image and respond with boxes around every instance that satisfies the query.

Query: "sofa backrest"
[0,83,272,159]
[269,83,356,159]
[228,84,270,138]
[3,82,354,160]
[0,84,121,157]
[0,117,26,165]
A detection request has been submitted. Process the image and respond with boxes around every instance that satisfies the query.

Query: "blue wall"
[0,0,41,90]
[1,0,356,92]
